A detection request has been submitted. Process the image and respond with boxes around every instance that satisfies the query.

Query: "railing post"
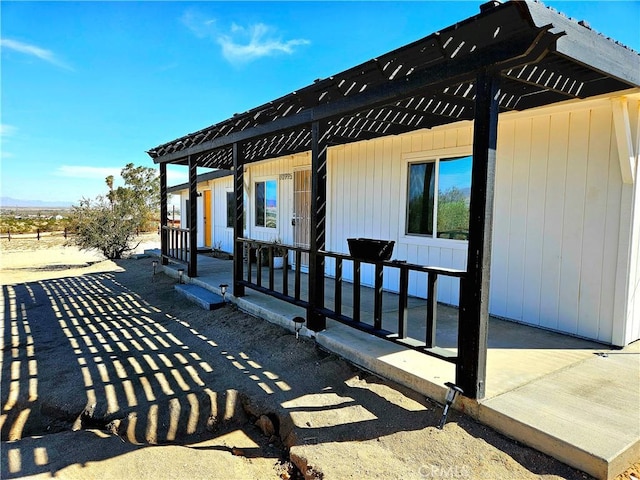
[256,248,263,287]
[295,250,302,301]
[374,263,384,330]
[335,258,343,316]
[268,246,275,290]
[282,251,289,296]
[353,260,361,323]
[426,272,438,348]
[398,266,409,338]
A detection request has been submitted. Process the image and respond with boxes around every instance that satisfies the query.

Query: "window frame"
[399,147,472,248]
[254,178,278,229]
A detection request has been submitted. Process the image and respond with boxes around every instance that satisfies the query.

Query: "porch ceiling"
[148,0,639,169]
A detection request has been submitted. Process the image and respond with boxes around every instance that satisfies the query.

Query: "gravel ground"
[1,235,638,480]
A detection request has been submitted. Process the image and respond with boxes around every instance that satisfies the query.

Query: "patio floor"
[150,250,639,480]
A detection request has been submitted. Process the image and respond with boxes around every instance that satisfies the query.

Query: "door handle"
[291,218,296,226]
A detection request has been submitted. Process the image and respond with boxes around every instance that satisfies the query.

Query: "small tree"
[69,164,159,259]
[71,196,140,259]
[437,186,470,239]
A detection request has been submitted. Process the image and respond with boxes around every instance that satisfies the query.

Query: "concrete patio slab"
[478,341,640,480]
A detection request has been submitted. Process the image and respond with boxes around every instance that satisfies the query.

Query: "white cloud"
[181,10,309,64]
[56,165,121,179]
[0,38,72,70]
[218,23,310,64]
[0,124,17,137]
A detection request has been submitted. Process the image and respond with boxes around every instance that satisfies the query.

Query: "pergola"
[148,0,639,398]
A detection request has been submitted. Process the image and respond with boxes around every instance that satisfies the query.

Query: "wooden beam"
[612,97,636,184]
[233,142,245,297]
[153,30,551,166]
[307,121,328,331]
[160,162,168,265]
[188,155,198,277]
[457,70,500,400]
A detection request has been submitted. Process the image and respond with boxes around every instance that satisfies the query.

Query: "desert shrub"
[68,164,158,259]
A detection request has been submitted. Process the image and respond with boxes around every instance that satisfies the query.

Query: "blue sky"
[1,1,638,205]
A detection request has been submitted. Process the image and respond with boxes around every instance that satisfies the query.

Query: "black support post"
[457,70,500,400]
[188,155,198,277]
[307,121,327,331]
[233,142,245,297]
[426,272,438,348]
[160,162,169,265]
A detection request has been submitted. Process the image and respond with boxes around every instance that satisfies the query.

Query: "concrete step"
[175,284,225,310]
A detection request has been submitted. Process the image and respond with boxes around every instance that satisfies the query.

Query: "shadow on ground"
[1,259,592,479]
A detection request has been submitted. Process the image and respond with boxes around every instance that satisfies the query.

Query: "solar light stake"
[292,317,305,340]
[177,268,185,284]
[437,382,464,429]
[152,260,158,275]
[219,284,228,302]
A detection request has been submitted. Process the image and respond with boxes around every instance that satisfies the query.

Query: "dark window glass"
[255,180,277,228]
[226,191,234,228]
[407,162,435,235]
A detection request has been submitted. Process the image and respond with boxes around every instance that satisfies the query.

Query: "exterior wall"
[492,104,623,344]
[618,97,640,345]
[172,95,639,346]
[326,97,634,345]
[244,152,311,246]
[175,174,234,253]
[327,127,472,306]
[211,175,234,253]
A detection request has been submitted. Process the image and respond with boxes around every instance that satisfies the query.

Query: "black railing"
[162,226,190,264]
[318,251,465,363]
[238,238,310,308]
[236,237,466,364]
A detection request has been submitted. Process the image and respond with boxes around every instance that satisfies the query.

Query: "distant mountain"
[0,197,73,208]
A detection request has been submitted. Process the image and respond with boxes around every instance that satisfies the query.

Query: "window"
[226,191,234,228]
[255,180,277,228]
[406,156,471,240]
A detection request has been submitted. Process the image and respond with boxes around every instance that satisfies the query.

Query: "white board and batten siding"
[176,174,235,253]
[211,175,234,253]
[327,126,473,307]
[492,105,624,345]
[245,152,311,247]
[176,95,638,346]
[327,98,636,346]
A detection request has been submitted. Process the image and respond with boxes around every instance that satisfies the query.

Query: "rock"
[255,414,275,437]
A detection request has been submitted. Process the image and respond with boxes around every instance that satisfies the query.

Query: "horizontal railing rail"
[236,237,466,364]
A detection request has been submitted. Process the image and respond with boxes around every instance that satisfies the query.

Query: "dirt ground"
[1,234,638,480]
